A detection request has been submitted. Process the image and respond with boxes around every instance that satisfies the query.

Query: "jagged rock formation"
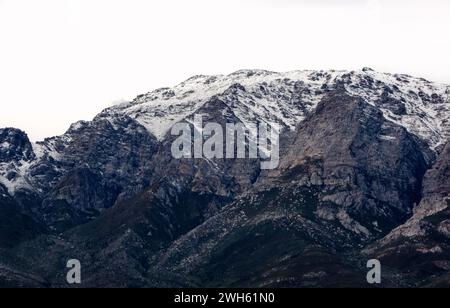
[0,68,449,287]
[366,142,450,287]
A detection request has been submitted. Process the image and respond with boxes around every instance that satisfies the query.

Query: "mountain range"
[0,68,449,287]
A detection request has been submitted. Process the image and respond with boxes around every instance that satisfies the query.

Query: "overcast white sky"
[1,0,449,141]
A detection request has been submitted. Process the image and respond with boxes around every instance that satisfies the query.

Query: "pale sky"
[1,0,449,141]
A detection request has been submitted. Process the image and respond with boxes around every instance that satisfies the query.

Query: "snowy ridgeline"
[1,68,449,195]
[104,68,449,149]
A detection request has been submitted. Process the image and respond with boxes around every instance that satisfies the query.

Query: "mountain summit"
[0,69,449,287]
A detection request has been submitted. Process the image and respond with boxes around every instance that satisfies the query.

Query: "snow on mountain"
[101,69,346,140]
[0,128,36,195]
[0,69,449,196]
[0,160,34,195]
[345,68,450,151]
[102,68,450,151]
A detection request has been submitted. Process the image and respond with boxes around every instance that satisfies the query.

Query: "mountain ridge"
[0,68,449,287]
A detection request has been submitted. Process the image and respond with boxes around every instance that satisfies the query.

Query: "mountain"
[365,142,450,287]
[0,68,449,287]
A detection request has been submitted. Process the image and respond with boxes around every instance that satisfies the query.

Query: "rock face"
[0,68,449,287]
[0,128,36,198]
[366,142,450,287]
[35,115,159,231]
[148,91,433,287]
[0,184,43,249]
[0,128,35,163]
[270,92,432,235]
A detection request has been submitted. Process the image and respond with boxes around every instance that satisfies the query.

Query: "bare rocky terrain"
[0,68,449,287]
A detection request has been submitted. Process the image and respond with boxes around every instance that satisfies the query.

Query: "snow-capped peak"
[344,69,450,150]
[102,69,345,140]
[1,68,448,196]
[102,69,449,150]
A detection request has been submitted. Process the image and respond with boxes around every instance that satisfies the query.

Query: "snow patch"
[378,135,397,141]
[0,142,11,151]
[0,160,34,195]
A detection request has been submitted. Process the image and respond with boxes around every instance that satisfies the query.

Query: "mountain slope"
[366,142,450,287]
[151,90,433,287]
[0,68,449,287]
